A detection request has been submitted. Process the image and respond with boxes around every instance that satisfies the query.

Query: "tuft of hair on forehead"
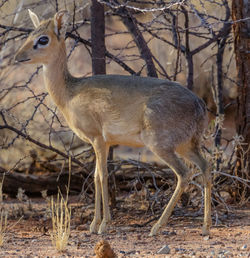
[31,20,52,37]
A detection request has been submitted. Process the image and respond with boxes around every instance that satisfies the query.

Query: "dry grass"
[50,193,71,252]
[0,211,7,247]
[50,156,72,252]
[0,176,7,247]
[0,174,4,204]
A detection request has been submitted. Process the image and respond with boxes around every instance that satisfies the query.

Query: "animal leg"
[149,149,190,236]
[180,146,212,235]
[92,137,111,234]
[89,166,102,233]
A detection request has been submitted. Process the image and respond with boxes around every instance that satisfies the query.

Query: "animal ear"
[53,10,69,38]
[28,9,40,28]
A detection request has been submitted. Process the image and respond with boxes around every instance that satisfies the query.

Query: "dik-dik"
[15,10,211,236]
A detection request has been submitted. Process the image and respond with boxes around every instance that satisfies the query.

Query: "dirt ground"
[0,196,249,258]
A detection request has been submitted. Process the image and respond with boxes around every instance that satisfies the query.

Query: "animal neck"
[42,41,71,108]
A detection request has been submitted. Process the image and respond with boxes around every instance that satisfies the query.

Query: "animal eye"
[38,36,49,45]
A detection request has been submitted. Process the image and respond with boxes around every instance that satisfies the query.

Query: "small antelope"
[15,10,211,236]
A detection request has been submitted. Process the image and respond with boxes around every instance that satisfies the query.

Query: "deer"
[15,10,212,236]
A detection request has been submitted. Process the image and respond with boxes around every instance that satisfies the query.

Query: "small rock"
[157,245,170,254]
[235,232,242,237]
[162,230,176,236]
[83,233,91,238]
[241,244,247,250]
[211,250,215,255]
[94,240,117,258]
[175,248,186,252]
[218,249,231,258]
[126,250,136,255]
[203,235,210,241]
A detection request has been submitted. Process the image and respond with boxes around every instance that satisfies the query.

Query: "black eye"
[38,36,49,45]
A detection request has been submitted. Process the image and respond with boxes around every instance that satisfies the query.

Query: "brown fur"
[15,10,212,236]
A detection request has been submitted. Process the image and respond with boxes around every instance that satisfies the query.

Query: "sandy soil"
[0,196,249,258]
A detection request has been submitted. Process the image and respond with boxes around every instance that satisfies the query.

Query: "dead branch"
[66,32,136,75]
[0,111,90,176]
[0,166,88,195]
[114,5,158,77]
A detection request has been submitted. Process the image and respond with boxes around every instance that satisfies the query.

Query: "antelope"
[15,10,212,236]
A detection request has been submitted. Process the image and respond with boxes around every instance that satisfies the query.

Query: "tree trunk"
[91,0,106,75]
[232,0,250,194]
[90,0,116,206]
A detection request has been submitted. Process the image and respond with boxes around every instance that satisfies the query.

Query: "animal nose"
[14,51,30,63]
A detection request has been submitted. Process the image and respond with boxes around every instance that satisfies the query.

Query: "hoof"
[202,225,210,236]
[98,220,108,234]
[90,218,101,234]
[149,223,160,236]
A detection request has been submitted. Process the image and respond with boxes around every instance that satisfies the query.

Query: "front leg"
[93,137,111,234]
[89,167,102,233]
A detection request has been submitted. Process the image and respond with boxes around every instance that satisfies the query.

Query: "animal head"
[15,10,69,65]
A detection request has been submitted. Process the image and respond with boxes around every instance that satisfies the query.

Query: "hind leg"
[148,147,191,236]
[179,145,212,235]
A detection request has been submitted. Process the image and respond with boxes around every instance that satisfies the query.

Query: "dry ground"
[0,196,249,258]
